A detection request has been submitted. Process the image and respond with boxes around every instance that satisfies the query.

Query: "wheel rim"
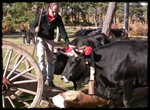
[2,40,43,108]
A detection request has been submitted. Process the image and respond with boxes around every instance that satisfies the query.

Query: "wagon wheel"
[2,40,43,108]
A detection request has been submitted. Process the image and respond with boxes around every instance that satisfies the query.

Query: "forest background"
[2,2,148,36]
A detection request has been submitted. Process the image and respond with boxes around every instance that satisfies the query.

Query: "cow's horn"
[71,49,79,57]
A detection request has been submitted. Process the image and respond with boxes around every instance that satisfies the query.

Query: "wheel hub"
[2,77,10,94]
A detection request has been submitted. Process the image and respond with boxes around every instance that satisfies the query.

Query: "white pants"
[36,37,55,82]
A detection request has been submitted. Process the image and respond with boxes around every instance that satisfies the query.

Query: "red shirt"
[48,14,55,22]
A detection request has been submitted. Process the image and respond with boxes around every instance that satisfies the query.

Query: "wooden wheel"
[2,40,43,108]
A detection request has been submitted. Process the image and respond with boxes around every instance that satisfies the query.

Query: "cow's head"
[61,54,91,90]
[53,51,69,75]
[60,33,110,90]
[60,46,105,91]
[86,33,110,47]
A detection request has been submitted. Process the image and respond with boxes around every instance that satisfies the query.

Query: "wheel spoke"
[3,50,13,77]
[25,59,31,70]
[18,99,31,107]
[13,54,22,68]
[12,93,31,107]
[17,88,37,95]
[6,56,25,79]
[2,95,5,108]
[3,49,9,62]
[9,67,34,81]
[6,96,16,108]
[10,52,20,63]
[12,79,38,85]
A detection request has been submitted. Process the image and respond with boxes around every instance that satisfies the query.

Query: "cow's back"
[94,40,147,99]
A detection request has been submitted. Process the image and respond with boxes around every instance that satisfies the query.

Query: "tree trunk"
[123,3,129,38]
[77,11,79,23]
[98,13,101,27]
[114,13,116,25]
[93,8,98,27]
[101,2,117,37]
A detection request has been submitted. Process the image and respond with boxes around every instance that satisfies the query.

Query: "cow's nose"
[60,76,69,83]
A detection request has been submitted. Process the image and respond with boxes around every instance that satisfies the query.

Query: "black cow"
[59,33,110,85]
[53,37,80,75]
[111,29,125,38]
[74,28,125,38]
[74,28,97,38]
[61,40,147,107]
[53,27,125,76]
[53,51,69,75]
[53,29,110,75]
[53,27,124,75]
